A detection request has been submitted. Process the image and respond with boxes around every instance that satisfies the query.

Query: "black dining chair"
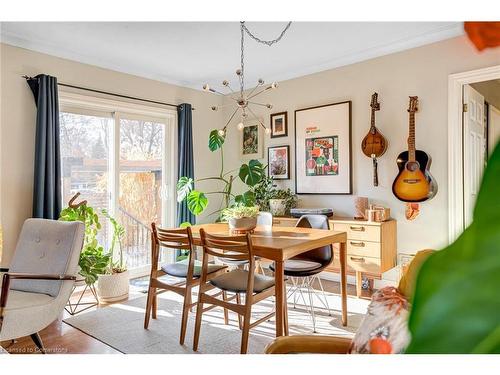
[270,214,333,332]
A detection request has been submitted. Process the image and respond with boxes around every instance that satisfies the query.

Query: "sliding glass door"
[60,106,174,276]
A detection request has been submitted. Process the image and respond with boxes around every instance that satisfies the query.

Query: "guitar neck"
[408,112,416,161]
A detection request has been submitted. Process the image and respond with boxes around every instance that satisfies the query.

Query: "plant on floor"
[59,201,111,285]
[406,142,500,354]
[177,129,265,220]
[101,209,126,274]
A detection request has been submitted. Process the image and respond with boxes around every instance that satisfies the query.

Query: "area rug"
[63,288,368,354]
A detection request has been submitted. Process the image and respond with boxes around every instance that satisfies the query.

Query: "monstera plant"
[177,129,265,219]
[406,142,500,353]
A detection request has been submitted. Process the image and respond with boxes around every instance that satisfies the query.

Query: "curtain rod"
[22,75,195,110]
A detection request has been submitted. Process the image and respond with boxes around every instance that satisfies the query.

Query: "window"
[59,93,176,277]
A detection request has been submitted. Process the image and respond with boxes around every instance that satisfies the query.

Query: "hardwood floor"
[1,278,368,354]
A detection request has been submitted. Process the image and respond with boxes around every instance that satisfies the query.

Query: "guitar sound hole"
[405,161,420,172]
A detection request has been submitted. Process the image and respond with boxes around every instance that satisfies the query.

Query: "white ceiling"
[0,22,463,90]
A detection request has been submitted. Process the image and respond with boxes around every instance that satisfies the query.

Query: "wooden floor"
[1,278,369,354]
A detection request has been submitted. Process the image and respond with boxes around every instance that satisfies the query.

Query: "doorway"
[448,65,500,242]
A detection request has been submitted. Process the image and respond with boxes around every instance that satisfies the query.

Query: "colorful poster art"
[305,136,339,176]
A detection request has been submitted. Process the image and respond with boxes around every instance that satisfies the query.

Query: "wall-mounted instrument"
[392,96,437,202]
[361,92,388,186]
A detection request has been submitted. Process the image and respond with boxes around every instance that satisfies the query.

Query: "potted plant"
[269,188,298,217]
[222,205,260,233]
[97,210,129,303]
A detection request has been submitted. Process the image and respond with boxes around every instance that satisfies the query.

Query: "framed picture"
[240,120,263,160]
[270,112,288,138]
[268,145,290,180]
[295,101,352,194]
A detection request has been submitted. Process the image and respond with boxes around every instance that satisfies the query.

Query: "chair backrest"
[295,215,333,265]
[9,218,85,297]
[152,223,193,252]
[200,229,253,264]
[257,212,273,227]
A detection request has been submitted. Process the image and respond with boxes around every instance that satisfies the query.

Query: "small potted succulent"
[222,206,260,233]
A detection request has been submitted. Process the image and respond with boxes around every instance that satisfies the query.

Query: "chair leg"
[222,291,229,325]
[179,288,192,345]
[236,293,243,330]
[144,287,155,329]
[240,307,252,354]
[152,293,158,319]
[30,332,46,354]
[316,276,332,316]
[306,279,317,333]
[192,297,204,352]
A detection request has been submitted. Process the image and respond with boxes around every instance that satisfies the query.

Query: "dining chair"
[193,229,276,354]
[270,214,333,332]
[0,218,85,353]
[144,223,227,345]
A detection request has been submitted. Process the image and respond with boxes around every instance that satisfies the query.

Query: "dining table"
[189,223,348,337]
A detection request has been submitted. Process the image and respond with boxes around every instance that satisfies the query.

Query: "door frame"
[448,65,500,242]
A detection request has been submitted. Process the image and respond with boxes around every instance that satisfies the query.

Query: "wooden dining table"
[189,223,348,337]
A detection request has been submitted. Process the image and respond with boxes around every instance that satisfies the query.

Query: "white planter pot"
[97,270,130,303]
[228,216,258,233]
[269,199,287,217]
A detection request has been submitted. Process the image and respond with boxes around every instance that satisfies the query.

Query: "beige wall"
[0,43,224,267]
[223,36,500,255]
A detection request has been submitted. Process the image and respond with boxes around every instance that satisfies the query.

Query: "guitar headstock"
[408,96,419,113]
[370,92,380,111]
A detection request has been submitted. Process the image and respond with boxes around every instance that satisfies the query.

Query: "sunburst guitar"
[392,96,437,202]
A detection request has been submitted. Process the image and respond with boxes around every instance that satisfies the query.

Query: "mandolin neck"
[408,112,416,162]
[370,108,376,133]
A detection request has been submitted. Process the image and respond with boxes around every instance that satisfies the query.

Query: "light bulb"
[265,127,271,135]
[218,129,225,136]
[271,82,278,89]
[203,84,210,92]
[237,122,244,130]
[222,80,229,86]
[258,78,264,85]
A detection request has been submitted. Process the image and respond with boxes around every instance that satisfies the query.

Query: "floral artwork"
[268,145,290,179]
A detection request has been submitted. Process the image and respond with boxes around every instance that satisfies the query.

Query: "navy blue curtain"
[177,103,195,226]
[26,74,62,219]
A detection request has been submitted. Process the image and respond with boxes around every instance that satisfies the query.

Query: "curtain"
[26,74,62,219]
[177,103,196,226]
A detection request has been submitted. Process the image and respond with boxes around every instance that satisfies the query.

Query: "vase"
[228,216,258,233]
[269,199,287,217]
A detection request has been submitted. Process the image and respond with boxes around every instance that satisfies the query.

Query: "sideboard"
[272,217,397,297]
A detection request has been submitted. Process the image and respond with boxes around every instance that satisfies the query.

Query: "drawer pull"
[350,256,365,263]
[350,241,365,247]
[350,226,366,232]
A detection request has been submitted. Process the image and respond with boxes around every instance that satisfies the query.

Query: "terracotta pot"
[97,270,129,303]
[228,216,257,233]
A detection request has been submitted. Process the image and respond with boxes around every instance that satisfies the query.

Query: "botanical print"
[305,136,339,176]
[268,146,289,179]
[242,125,259,155]
[273,117,284,132]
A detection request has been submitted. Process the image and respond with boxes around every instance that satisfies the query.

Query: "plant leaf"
[187,190,208,215]
[406,143,500,353]
[179,222,192,228]
[239,159,265,187]
[208,129,225,152]
[176,176,194,202]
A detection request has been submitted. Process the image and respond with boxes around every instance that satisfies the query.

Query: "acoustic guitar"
[361,92,388,186]
[392,96,437,202]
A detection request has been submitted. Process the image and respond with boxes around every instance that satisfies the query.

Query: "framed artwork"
[270,112,288,138]
[240,120,263,160]
[268,145,290,180]
[295,101,352,194]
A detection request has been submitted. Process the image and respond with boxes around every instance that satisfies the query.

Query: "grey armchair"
[0,219,84,353]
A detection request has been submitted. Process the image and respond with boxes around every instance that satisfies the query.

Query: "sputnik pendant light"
[203,21,292,136]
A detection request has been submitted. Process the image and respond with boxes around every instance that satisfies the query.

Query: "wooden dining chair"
[144,223,227,345]
[193,229,276,354]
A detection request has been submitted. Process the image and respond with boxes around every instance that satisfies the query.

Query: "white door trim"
[448,65,500,243]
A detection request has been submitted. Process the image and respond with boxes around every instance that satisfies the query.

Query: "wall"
[223,36,500,258]
[0,43,224,267]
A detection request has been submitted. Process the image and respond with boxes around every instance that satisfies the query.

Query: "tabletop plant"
[59,195,111,285]
[177,129,265,220]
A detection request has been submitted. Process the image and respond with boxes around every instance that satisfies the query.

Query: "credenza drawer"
[347,255,381,274]
[333,223,380,242]
[347,240,381,258]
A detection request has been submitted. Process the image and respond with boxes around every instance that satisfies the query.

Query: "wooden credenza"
[272,217,397,297]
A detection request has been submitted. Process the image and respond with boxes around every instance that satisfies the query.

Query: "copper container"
[365,206,390,222]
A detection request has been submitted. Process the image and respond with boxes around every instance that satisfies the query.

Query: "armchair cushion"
[8,219,84,297]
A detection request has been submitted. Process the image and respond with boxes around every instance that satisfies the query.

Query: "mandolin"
[361,92,388,186]
[392,96,437,202]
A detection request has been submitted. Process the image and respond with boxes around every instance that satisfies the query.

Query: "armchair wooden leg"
[144,287,154,329]
[30,332,46,354]
[222,291,229,325]
[180,288,192,345]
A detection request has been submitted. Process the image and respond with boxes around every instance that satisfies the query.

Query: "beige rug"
[64,287,368,354]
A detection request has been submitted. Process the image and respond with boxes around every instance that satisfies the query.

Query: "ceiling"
[0,22,463,90]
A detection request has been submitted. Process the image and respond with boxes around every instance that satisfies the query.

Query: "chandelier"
[203,21,292,136]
